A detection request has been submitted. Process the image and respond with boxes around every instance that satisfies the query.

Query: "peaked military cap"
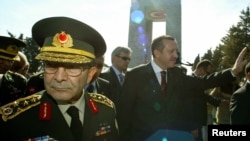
[32,16,106,63]
[0,36,26,61]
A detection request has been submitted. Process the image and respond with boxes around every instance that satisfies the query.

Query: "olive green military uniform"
[0,91,118,141]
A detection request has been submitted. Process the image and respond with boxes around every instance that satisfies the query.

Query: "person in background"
[230,62,250,124]
[210,76,241,125]
[0,36,27,106]
[11,51,30,78]
[86,56,113,99]
[118,35,247,141]
[100,46,132,110]
[0,16,119,141]
[188,59,221,141]
[25,71,44,96]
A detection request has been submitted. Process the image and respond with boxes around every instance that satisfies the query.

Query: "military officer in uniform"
[0,36,27,106]
[0,17,119,141]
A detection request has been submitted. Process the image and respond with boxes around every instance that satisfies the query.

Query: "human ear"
[86,67,97,83]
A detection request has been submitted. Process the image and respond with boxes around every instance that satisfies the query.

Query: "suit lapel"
[110,67,122,88]
[145,63,163,94]
[95,79,102,94]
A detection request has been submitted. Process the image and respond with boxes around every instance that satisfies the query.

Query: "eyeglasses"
[115,55,131,61]
[44,62,90,77]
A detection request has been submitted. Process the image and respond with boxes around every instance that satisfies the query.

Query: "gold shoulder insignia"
[0,90,44,122]
[89,93,114,109]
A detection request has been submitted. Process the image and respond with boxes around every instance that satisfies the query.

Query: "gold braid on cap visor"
[35,47,95,63]
[0,45,20,61]
[35,32,95,63]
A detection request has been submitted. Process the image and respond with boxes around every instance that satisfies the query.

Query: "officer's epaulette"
[0,90,44,122]
[89,93,114,109]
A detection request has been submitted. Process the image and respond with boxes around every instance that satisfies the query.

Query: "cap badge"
[6,45,18,54]
[52,31,73,48]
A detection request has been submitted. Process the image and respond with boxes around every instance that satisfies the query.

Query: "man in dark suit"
[0,17,119,141]
[86,56,112,99]
[100,46,132,109]
[230,62,250,124]
[187,59,221,141]
[118,35,247,141]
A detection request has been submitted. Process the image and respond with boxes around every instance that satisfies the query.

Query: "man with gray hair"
[100,46,132,110]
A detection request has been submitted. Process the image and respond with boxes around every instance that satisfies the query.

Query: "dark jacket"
[0,91,119,141]
[99,67,122,110]
[0,71,27,106]
[182,73,221,129]
[92,77,113,99]
[230,82,250,124]
[118,62,235,141]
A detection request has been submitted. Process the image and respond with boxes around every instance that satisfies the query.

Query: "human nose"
[53,67,68,81]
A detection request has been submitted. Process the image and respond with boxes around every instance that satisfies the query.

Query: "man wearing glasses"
[0,17,119,141]
[100,46,132,111]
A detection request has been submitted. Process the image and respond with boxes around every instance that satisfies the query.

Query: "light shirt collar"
[58,92,85,125]
[151,60,166,73]
[151,60,167,84]
[112,65,124,76]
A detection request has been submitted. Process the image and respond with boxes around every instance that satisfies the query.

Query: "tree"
[200,6,250,78]
[20,37,42,73]
[212,45,224,71]
[220,7,250,76]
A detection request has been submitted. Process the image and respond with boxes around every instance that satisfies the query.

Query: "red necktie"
[160,71,167,94]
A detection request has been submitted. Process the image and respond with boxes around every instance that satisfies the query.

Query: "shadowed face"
[0,58,13,74]
[113,51,131,72]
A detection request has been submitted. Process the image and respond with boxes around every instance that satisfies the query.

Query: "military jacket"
[0,90,119,141]
[0,71,27,106]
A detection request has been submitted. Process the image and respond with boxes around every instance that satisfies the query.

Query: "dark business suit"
[183,74,221,141]
[0,91,119,141]
[90,77,113,99]
[230,82,250,124]
[99,67,122,110]
[118,62,235,141]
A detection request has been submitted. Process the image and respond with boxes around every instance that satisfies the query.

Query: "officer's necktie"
[67,106,82,141]
[160,71,167,95]
[119,73,124,85]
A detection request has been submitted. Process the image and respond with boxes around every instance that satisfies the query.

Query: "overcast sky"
[1,0,250,73]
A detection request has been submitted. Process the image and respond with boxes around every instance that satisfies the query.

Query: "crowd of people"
[0,16,248,141]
